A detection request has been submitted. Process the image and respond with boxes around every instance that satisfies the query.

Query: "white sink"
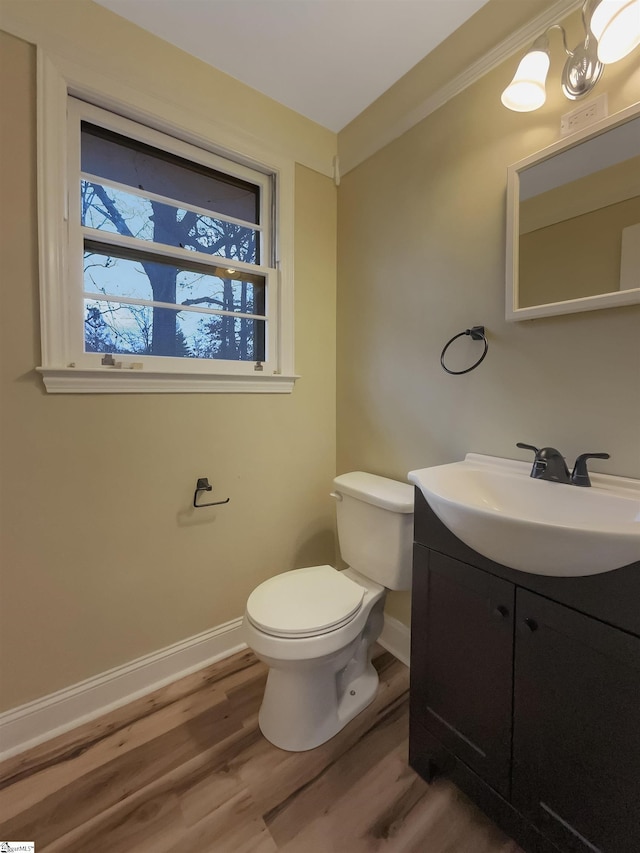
[408,453,640,577]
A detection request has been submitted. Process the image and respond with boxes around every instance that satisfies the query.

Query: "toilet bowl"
[244,566,386,751]
[243,472,414,752]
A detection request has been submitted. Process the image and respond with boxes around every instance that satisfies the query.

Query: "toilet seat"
[246,565,365,639]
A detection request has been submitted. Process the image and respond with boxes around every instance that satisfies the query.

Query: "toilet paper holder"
[193,477,230,508]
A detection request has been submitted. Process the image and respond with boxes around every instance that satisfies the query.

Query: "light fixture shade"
[501,49,551,112]
[590,0,640,63]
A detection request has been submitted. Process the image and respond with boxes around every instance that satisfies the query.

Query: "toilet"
[243,471,414,751]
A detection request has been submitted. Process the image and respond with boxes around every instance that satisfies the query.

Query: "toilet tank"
[333,472,414,591]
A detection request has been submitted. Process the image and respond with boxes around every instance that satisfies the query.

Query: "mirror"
[506,102,640,320]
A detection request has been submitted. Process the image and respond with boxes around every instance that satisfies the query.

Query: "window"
[37,72,295,393]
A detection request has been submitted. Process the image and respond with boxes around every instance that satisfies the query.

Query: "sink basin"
[408,453,640,576]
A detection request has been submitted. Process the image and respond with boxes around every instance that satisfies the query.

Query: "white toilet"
[243,471,414,751]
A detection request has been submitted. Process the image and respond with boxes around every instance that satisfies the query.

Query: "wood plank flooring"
[0,648,522,852]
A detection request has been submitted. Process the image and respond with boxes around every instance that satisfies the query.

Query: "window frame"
[36,50,297,393]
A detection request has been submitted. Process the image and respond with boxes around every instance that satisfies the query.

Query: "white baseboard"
[379,615,411,668]
[0,618,246,763]
[0,612,410,763]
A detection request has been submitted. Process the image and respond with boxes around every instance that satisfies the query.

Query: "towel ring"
[440,326,488,375]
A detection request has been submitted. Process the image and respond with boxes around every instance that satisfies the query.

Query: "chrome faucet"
[516,443,610,487]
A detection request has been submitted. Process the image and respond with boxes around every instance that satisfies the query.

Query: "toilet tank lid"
[333,472,414,513]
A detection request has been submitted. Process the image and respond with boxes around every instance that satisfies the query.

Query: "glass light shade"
[501,50,551,112]
[590,0,640,63]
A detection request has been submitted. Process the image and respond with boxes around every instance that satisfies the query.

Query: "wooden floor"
[0,648,522,852]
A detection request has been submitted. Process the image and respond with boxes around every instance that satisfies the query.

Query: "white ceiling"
[95,0,490,132]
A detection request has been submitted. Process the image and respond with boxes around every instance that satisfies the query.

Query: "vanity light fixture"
[501,0,640,112]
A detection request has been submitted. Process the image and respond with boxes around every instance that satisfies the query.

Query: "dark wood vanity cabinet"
[410,548,514,797]
[410,491,640,853]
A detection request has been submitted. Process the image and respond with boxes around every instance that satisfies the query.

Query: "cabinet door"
[513,589,640,853]
[411,548,515,797]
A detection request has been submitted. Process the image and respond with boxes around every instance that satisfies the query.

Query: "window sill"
[36,367,299,394]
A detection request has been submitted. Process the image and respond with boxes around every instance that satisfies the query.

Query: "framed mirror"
[506,102,640,321]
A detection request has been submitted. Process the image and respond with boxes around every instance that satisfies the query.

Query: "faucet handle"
[516,442,539,455]
[571,452,610,487]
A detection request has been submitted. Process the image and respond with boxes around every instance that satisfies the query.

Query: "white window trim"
[36,49,298,393]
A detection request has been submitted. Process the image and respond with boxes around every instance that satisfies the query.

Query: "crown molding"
[339,0,583,175]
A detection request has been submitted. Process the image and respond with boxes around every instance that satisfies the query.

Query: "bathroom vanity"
[409,488,640,853]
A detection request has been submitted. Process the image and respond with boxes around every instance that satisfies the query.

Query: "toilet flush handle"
[329,491,343,501]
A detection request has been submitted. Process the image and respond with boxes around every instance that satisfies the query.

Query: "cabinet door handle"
[523,617,539,632]
[493,604,510,619]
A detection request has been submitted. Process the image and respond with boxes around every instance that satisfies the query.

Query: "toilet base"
[258,658,380,752]
[257,595,385,751]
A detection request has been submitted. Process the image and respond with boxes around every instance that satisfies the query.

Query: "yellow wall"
[337,11,640,626]
[2,0,640,707]
[0,5,337,710]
